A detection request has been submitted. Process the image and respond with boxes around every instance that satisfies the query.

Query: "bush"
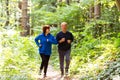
[0,29,39,80]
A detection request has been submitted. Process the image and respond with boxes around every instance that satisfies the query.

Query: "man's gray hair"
[61,22,67,26]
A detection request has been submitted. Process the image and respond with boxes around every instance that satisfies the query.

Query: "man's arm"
[71,33,74,42]
[56,33,65,43]
[67,32,74,44]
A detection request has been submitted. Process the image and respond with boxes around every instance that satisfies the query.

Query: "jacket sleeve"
[71,33,74,42]
[56,33,60,41]
[35,35,41,47]
[49,36,58,44]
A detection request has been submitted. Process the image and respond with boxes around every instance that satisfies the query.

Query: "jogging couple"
[35,22,74,78]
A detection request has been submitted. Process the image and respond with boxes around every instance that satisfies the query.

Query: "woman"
[35,25,57,77]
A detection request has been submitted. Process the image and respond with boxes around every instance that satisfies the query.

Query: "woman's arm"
[35,35,41,47]
[48,36,58,44]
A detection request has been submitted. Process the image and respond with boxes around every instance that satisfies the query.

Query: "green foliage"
[114,38,120,48]
[71,39,119,79]
[0,0,19,28]
[0,29,39,80]
[0,0,120,79]
[31,0,120,79]
[31,3,86,29]
[114,33,120,48]
[97,59,120,80]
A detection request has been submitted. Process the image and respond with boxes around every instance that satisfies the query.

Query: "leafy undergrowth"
[1,29,120,80]
[49,33,120,79]
[70,34,120,79]
[0,29,40,80]
[97,58,120,80]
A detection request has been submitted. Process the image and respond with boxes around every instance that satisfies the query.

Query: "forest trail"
[33,65,76,80]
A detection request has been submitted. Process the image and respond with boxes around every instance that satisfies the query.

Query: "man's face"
[61,24,67,32]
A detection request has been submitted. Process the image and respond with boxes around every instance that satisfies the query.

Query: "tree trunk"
[77,0,80,3]
[66,0,70,5]
[21,0,30,36]
[5,0,9,27]
[94,1,101,38]
[0,0,3,27]
[18,1,22,9]
[94,3,101,19]
[89,6,94,19]
[115,0,120,11]
[59,0,62,2]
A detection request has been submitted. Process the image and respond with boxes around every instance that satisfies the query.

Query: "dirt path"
[34,65,74,80]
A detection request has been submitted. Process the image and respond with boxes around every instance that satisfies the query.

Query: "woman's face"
[46,28,50,34]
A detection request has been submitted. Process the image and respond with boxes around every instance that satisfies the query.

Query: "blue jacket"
[35,33,58,55]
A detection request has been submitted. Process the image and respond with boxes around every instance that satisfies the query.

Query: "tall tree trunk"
[5,0,9,27]
[59,0,62,2]
[94,1,101,38]
[21,0,30,36]
[94,3,101,19]
[66,0,70,5]
[77,0,80,3]
[0,0,3,27]
[89,6,94,19]
[115,0,120,11]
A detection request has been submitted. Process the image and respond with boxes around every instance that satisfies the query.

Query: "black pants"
[40,54,50,75]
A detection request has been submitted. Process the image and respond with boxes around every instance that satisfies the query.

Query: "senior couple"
[35,22,74,78]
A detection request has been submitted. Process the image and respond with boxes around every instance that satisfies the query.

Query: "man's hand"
[59,38,65,43]
[67,40,71,44]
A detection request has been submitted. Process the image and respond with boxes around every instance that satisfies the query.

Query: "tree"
[20,0,30,36]
[115,0,120,11]
[18,1,22,9]
[94,0,101,37]
[89,6,94,19]
[5,0,9,27]
[94,3,101,19]
[66,0,70,5]
[77,0,80,3]
[59,0,62,2]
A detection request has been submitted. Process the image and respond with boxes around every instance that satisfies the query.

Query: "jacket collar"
[42,33,50,36]
[61,31,68,34]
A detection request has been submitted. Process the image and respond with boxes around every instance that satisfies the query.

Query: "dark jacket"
[56,31,74,51]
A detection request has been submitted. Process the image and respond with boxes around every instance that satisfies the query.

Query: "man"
[56,22,74,76]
